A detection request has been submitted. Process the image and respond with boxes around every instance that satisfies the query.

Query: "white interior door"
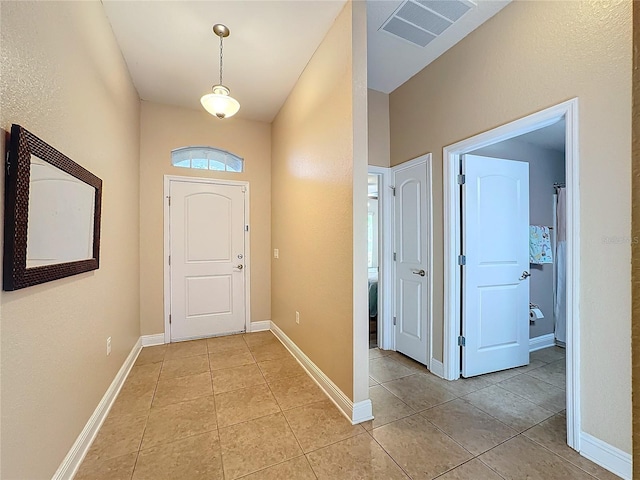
[169,180,246,341]
[462,154,529,377]
[394,159,429,365]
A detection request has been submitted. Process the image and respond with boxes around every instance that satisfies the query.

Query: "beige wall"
[631,1,639,474]
[271,2,356,398]
[390,0,631,453]
[368,89,390,168]
[139,101,271,335]
[0,2,141,478]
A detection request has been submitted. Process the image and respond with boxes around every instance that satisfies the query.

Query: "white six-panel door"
[169,180,246,341]
[462,154,529,377]
[394,159,429,365]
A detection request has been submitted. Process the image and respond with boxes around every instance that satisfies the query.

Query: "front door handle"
[519,270,531,280]
[236,264,244,270]
[412,269,426,277]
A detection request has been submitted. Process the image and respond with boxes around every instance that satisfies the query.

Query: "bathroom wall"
[472,137,565,339]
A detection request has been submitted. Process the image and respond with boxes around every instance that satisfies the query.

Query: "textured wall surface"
[0,1,141,478]
[367,89,390,168]
[271,2,356,398]
[139,101,272,336]
[390,0,631,453]
[631,1,639,476]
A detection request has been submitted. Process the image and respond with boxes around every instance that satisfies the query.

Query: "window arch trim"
[171,146,244,173]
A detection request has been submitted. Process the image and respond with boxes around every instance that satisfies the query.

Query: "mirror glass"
[26,155,95,267]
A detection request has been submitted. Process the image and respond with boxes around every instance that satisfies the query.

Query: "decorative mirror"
[3,124,102,290]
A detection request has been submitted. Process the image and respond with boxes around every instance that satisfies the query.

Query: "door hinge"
[458,335,466,347]
[457,174,465,185]
[393,316,397,326]
[390,186,396,197]
[393,252,397,261]
[169,314,172,324]
[5,151,10,177]
[245,225,249,232]
[168,255,171,266]
[458,254,466,266]
[167,196,171,206]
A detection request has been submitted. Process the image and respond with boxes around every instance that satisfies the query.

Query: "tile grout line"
[130,353,164,479]
[520,368,567,390]
[241,331,310,478]
[519,426,607,479]
[489,379,564,415]
[475,455,509,480]
[363,353,564,480]
[362,422,423,479]
[204,340,227,480]
[456,384,556,430]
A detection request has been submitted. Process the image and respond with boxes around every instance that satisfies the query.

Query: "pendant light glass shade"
[200,85,240,119]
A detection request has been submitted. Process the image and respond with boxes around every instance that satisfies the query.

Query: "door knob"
[412,269,426,277]
[519,270,531,280]
[236,264,244,270]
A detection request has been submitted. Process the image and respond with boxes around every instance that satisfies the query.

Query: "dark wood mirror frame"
[3,124,102,291]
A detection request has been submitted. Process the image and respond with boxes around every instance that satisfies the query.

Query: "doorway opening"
[443,99,580,450]
[367,157,433,367]
[367,166,393,352]
[368,173,381,349]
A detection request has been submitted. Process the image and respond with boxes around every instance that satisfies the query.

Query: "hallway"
[76,332,618,479]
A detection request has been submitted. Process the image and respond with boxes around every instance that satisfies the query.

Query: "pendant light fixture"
[200,24,240,119]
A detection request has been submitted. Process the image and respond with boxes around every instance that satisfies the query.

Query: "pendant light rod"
[213,24,229,86]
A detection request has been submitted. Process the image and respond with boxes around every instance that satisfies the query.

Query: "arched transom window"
[171,146,244,173]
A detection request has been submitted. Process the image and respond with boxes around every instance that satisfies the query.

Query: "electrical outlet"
[274,248,279,259]
[295,311,300,324]
[106,337,112,356]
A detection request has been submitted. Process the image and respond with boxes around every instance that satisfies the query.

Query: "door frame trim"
[163,175,251,344]
[391,153,433,368]
[442,98,580,449]
[367,166,393,350]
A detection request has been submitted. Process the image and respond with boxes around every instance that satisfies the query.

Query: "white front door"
[394,158,430,365]
[462,154,529,377]
[169,180,246,341]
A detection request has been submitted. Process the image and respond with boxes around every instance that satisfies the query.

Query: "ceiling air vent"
[381,0,475,47]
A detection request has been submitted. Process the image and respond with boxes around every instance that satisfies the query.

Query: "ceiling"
[367,0,510,93]
[515,119,566,154]
[103,0,510,122]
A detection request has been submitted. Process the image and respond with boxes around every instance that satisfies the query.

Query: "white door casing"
[443,99,580,450]
[368,166,394,351]
[393,156,431,365]
[461,154,530,377]
[167,178,247,341]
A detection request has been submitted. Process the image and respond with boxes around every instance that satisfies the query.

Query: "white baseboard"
[141,333,165,346]
[250,320,272,332]
[352,399,374,423]
[529,333,556,352]
[270,322,373,425]
[429,358,445,378]
[52,338,142,480]
[580,432,632,480]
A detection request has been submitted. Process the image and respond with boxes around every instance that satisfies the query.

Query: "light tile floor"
[76,333,620,479]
